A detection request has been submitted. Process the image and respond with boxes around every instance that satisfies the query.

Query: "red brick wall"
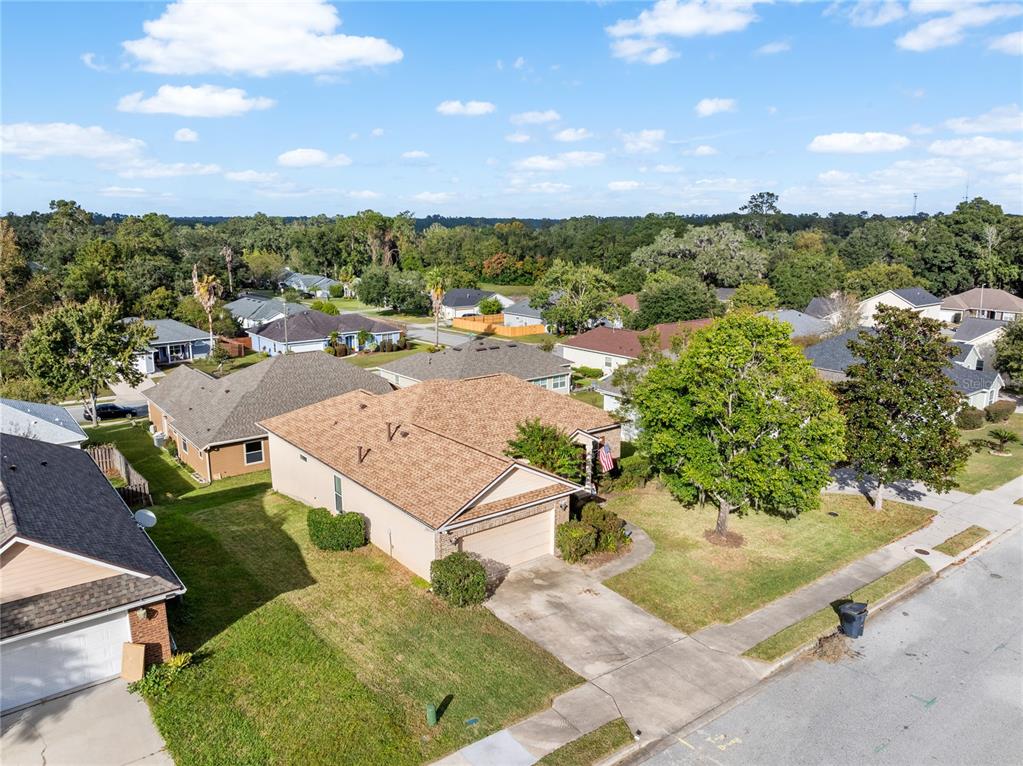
[128,601,172,666]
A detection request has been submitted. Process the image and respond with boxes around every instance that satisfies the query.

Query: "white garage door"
[460,510,553,568]
[1,611,130,712]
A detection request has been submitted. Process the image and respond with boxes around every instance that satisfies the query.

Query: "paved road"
[404,324,479,348]
[643,529,1023,766]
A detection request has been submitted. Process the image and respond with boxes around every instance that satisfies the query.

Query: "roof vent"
[386,423,400,441]
[400,430,409,438]
[358,446,371,463]
[40,460,47,467]
[7,465,14,471]
[359,403,368,410]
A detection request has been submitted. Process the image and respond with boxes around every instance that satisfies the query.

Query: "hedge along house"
[144,353,393,482]
[259,374,621,578]
[247,310,402,355]
[374,337,571,393]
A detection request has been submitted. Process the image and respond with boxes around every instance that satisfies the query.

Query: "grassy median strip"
[537,719,634,766]
[934,525,990,556]
[744,558,931,663]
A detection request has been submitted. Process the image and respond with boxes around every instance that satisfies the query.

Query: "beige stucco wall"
[1,543,117,603]
[266,433,437,579]
[208,438,269,480]
[558,346,634,373]
[173,430,209,481]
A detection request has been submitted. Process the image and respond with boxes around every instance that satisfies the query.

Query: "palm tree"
[426,267,447,348]
[220,245,235,295]
[988,427,1019,454]
[192,263,223,353]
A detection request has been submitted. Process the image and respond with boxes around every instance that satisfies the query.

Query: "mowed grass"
[189,352,266,377]
[478,281,535,298]
[934,525,990,556]
[603,486,934,634]
[957,414,1023,493]
[146,485,580,765]
[342,344,429,369]
[84,420,198,501]
[536,718,634,766]
[744,558,931,662]
[571,390,603,408]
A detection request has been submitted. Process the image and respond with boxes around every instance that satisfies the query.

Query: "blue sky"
[2,1,1020,218]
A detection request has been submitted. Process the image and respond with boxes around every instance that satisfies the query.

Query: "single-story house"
[715,288,737,304]
[556,319,714,373]
[952,318,1008,370]
[259,374,620,578]
[502,297,550,330]
[145,352,392,482]
[224,295,306,330]
[247,310,402,355]
[0,399,88,448]
[1,435,185,712]
[758,310,831,339]
[805,288,942,327]
[375,338,571,392]
[279,270,340,298]
[618,294,639,313]
[592,376,638,442]
[803,327,1004,409]
[132,318,212,375]
[940,287,1023,324]
[440,288,513,320]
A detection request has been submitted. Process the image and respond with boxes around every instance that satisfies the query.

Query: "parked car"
[83,403,147,421]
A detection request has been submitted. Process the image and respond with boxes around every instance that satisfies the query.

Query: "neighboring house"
[556,319,714,373]
[592,376,638,441]
[804,328,1004,409]
[715,287,737,304]
[279,270,340,298]
[502,297,550,330]
[247,310,402,355]
[804,294,845,323]
[224,294,306,330]
[133,318,211,375]
[952,318,1007,370]
[0,435,185,712]
[0,399,88,448]
[618,294,639,313]
[940,287,1023,324]
[375,338,571,393]
[805,288,942,328]
[259,374,620,577]
[144,352,392,482]
[758,310,831,339]
[440,288,513,320]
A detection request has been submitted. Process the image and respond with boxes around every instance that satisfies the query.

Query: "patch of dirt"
[704,529,745,548]
[580,543,632,570]
[813,633,851,663]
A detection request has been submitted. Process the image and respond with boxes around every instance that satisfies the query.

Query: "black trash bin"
[837,602,868,638]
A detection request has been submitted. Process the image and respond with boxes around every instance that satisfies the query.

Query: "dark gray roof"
[949,341,975,364]
[144,352,393,448]
[225,295,306,325]
[377,338,569,383]
[281,271,339,292]
[891,287,940,307]
[804,296,843,319]
[0,434,183,599]
[503,297,543,319]
[0,399,87,444]
[715,288,737,302]
[441,288,495,308]
[953,317,1008,343]
[758,310,831,338]
[141,318,208,345]
[250,310,402,343]
[593,375,621,397]
[944,363,1002,396]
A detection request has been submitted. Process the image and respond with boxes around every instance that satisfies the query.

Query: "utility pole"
[279,289,289,353]
[912,193,918,216]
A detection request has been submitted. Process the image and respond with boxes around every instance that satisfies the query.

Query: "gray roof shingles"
[503,298,543,319]
[0,399,87,443]
[250,310,402,343]
[377,338,569,383]
[225,295,306,325]
[140,318,209,345]
[891,287,940,307]
[953,317,1008,342]
[759,310,831,338]
[441,288,495,308]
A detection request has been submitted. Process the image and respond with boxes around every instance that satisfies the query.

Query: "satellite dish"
[134,509,157,529]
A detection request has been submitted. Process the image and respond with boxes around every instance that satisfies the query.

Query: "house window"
[604,356,613,368]
[299,454,308,462]
[180,437,189,454]
[244,440,264,465]
[334,475,343,513]
[976,359,985,371]
[553,376,567,389]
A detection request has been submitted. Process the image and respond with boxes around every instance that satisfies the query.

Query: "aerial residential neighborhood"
[1,2,1020,766]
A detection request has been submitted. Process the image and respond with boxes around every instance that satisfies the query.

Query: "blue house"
[248,310,403,355]
[133,318,212,374]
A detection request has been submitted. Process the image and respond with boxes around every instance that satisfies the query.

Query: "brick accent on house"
[128,601,172,666]
[434,498,570,559]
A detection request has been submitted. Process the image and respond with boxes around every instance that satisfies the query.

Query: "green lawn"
[603,486,934,634]
[84,421,199,502]
[189,352,266,377]
[343,344,429,369]
[934,525,990,556]
[571,390,603,408]
[744,558,931,662]
[145,482,580,765]
[957,414,1023,493]
[478,282,535,299]
[302,296,373,312]
[536,719,634,766]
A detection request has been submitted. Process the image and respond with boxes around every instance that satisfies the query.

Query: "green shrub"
[478,297,503,316]
[573,365,604,380]
[539,337,556,352]
[329,283,345,298]
[128,652,193,698]
[307,507,366,551]
[310,300,339,316]
[165,440,178,460]
[555,520,597,563]
[620,453,651,486]
[581,502,628,552]
[984,400,1014,423]
[956,406,986,430]
[430,552,487,606]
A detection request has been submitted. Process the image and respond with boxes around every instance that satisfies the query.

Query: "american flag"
[598,444,615,473]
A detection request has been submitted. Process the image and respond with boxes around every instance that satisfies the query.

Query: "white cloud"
[755,40,790,55]
[224,169,278,183]
[529,181,570,193]
[371,128,385,137]
[560,151,605,166]
[653,163,683,172]
[277,148,352,167]
[607,1,759,63]
[990,30,1023,55]
[610,37,679,64]
[841,1,907,28]
[553,128,592,142]
[412,191,453,204]
[513,56,526,69]
[685,144,718,156]
[620,129,666,154]
[897,4,1023,52]
[346,190,381,199]
[99,186,148,198]
[118,159,220,178]
[436,100,495,116]
[505,133,531,143]
[808,131,911,153]
[122,0,402,76]
[608,180,641,191]
[174,127,199,142]
[945,104,1023,134]
[0,122,145,160]
[511,110,560,125]
[695,97,737,117]
[401,150,430,159]
[514,151,605,171]
[117,84,275,117]
[928,136,1023,158]
[81,52,108,71]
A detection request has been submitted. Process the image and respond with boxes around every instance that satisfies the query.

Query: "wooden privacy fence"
[451,314,547,337]
[218,336,250,357]
[86,444,152,508]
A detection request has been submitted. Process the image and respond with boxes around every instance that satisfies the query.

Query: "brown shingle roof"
[942,287,1023,313]
[618,293,639,312]
[560,319,714,359]
[454,485,572,524]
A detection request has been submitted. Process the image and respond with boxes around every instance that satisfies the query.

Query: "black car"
[83,403,147,421]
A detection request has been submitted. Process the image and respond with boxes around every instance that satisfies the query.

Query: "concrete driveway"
[1,680,170,766]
